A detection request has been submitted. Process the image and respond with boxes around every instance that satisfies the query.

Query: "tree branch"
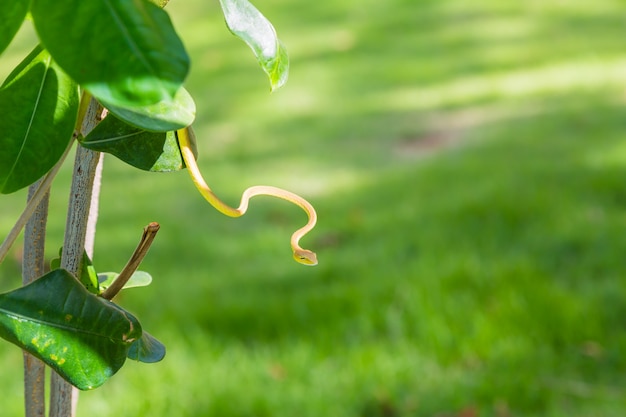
[49,97,103,417]
[23,178,50,417]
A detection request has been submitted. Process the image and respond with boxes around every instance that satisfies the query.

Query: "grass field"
[1,0,626,416]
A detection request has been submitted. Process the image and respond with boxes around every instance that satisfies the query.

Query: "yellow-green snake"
[176,127,318,266]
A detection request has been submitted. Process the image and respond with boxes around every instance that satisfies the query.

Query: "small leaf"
[128,331,165,363]
[0,45,79,194]
[102,86,196,132]
[0,269,142,390]
[0,0,30,55]
[80,251,100,295]
[80,114,187,172]
[52,248,99,294]
[50,248,61,271]
[219,0,289,91]
[31,0,189,107]
[149,0,171,10]
[98,271,153,291]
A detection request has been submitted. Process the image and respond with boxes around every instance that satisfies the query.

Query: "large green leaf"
[0,269,142,390]
[219,0,289,91]
[80,114,188,172]
[0,0,30,55]
[0,45,79,194]
[101,86,196,132]
[31,0,189,108]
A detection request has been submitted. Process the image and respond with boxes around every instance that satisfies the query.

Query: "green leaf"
[149,0,171,9]
[0,45,79,194]
[0,0,30,55]
[102,86,196,132]
[0,269,142,390]
[80,251,100,295]
[80,114,187,172]
[128,331,165,363]
[51,248,100,294]
[31,0,189,107]
[98,271,153,291]
[219,0,289,91]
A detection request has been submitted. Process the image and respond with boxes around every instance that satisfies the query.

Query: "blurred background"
[1,0,626,415]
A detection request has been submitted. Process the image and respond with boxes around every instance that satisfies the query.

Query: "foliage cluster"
[0,0,289,393]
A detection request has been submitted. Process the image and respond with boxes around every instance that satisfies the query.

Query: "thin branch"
[49,97,103,417]
[101,222,160,301]
[84,153,104,258]
[23,178,50,417]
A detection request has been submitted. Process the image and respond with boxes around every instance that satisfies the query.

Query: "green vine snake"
[176,127,318,266]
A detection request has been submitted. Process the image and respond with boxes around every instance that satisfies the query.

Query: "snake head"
[293,249,318,266]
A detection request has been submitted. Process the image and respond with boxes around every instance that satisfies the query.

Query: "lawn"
[1,0,626,416]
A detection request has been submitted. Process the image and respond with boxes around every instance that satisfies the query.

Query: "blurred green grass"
[1,0,626,416]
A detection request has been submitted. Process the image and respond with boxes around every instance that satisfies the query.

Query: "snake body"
[176,127,318,266]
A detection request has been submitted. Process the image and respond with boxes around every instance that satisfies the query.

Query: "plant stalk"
[101,222,160,300]
[22,178,50,417]
[49,97,103,417]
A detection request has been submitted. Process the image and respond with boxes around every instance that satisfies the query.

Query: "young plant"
[0,0,317,416]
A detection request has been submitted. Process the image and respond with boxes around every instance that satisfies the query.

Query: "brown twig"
[101,222,160,301]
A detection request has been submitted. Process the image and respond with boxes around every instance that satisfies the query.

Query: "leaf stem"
[101,222,160,301]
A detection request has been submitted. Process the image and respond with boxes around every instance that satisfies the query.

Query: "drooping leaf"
[0,269,142,390]
[0,45,79,194]
[102,86,196,132]
[80,114,188,172]
[31,0,189,108]
[98,271,153,292]
[0,0,30,55]
[128,331,165,363]
[219,0,289,91]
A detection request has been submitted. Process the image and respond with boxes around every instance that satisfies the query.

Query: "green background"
[1,0,625,415]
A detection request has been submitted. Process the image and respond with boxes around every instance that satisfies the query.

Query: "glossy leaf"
[0,269,142,390]
[128,331,166,363]
[80,114,187,172]
[0,0,30,55]
[219,0,289,91]
[31,0,189,107]
[98,271,153,291]
[0,45,79,194]
[102,86,196,132]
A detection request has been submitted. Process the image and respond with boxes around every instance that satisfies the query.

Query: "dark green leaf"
[0,0,30,55]
[219,0,289,91]
[98,271,153,291]
[80,114,187,172]
[0,45,79,194]
[0,269,142,390]
[102,86,196,132]
[128,331,165,363]
[31,0,189,107]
